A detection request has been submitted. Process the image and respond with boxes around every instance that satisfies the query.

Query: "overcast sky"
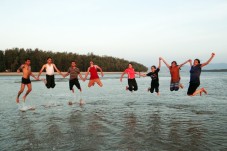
[1,0,227,67]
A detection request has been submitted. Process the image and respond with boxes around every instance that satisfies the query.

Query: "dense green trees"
[0,48,148,72]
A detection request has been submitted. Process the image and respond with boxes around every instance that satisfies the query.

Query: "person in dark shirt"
[187,53,215,96]
[140,58,161,95]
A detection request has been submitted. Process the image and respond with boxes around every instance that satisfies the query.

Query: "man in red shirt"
[84,61,104,87]
[120,63,139,92]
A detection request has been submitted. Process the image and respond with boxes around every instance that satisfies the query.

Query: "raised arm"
[178,59,191,68]
[189,59,192,66]
[158,57,161,69]
[160,57,170,68]
[201,53,215,67]
[37,64,46,78]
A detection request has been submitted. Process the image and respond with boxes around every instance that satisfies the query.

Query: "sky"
[0,0,227,67]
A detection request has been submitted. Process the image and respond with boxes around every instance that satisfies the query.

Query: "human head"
[71,61,76,67]
[47,57,52,64]
[193,59,200,66]
[151,65,156,72]
[90,61,94,66]
[171,61,177,67]
[25,58,31,65]
[128,63,133,68]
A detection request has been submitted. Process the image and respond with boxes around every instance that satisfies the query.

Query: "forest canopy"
[0,48,148,72]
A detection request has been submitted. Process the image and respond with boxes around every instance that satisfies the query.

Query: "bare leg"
[16,84,25,103]
[192,87,207,96]
[71,88,74,93]
[179,83,184,89]
[23,84,32,102]
[157,92,160,96]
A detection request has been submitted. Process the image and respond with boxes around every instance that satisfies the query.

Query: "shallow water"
[0,72,227,151]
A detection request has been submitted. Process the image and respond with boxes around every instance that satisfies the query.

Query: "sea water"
[0,72,226,151]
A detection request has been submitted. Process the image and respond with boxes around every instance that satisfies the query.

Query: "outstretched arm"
[53,64,63,77]
[178,59,191,68]
[84,67,90,80]
[160,57,170,68]
[158,57,161,69]
[189,59,192,66]
[96,65,104,77]
[78,73,85,81]
[37,65,46,78]
[30,72,38,80]
[63,72,70,78]
[201,53,215,67]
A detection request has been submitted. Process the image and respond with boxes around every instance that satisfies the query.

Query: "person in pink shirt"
[120,63,139,92]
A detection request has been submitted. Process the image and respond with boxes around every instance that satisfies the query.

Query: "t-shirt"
[190,64,201,83]
[147,68,160,83]
[89,66,99,80]
[169,66,180,82]
[124,68,136,79]
[68,67,80,80]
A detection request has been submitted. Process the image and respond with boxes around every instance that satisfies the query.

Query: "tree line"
[0,48,148,72]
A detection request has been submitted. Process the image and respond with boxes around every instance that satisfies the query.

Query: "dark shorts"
[46,75,56,89]
[69,78,81,90]
[21,77,31,84]
[187,82,200,95]
[128,79,138,91]
[170,82,179,91]
[150,82,159,93]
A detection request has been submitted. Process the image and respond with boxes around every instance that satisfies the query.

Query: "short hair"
[151,65,156,69]
[25,58,31,61]
[171,61,177,66]
[71,60,76,63]
[47,57,52,60]
[195,59,200,64]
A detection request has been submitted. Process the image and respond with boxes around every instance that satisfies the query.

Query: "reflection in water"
[13,113,39,150]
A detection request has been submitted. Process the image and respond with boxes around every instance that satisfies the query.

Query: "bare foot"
[72,88,74,93]
[147,87,150,92]
[202,88,207,95]
[126,86,129,91]
[22,95,26,102]
[16,97,19,103]
[179,83,184,89]
[79,88,82,92]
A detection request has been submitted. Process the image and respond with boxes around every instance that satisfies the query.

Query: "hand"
[159,57,162,60]
[17,70,20,73]
[211,53,215,56]
[189,59,192,63]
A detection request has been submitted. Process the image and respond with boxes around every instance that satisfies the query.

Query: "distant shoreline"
[0,72,123,76]
[202,69,227,72]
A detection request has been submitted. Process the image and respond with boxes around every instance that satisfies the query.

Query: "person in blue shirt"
[187,53,215,96]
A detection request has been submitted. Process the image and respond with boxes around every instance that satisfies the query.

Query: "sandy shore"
[0,72,122,76]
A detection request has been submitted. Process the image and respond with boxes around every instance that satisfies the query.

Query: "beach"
[0,72,227,150]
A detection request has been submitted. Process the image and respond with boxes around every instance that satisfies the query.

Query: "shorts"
[170,82,179,91]
[187,82,200,95]
[21,77,31,84]
[128,79,138,91]
[150,82,159,93]
[88,78,103,87]
[69,78,81,90]
[46,75,56,89]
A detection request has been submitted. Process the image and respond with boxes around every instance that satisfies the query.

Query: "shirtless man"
[16,58,38,103]
[37,57,64,89]
[84,61,104,87]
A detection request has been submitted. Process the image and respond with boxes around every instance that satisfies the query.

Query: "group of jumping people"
[16,53,215,104]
